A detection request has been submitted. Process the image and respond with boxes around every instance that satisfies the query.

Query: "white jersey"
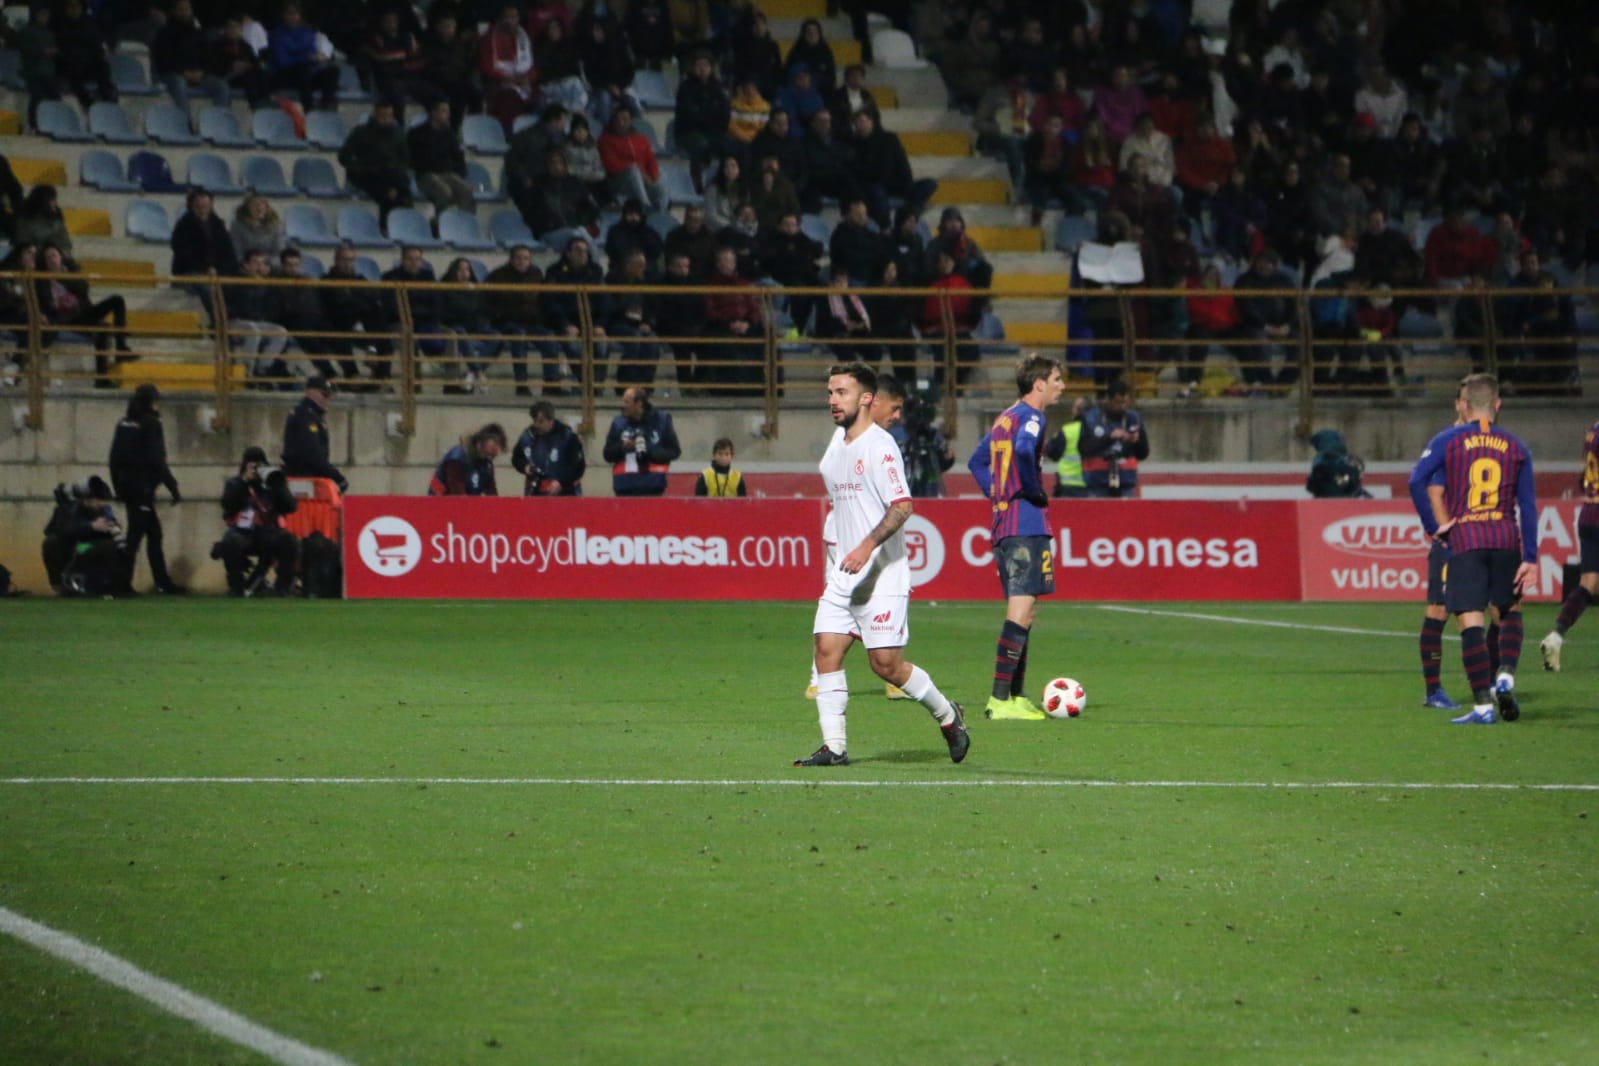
[819,422,911,598]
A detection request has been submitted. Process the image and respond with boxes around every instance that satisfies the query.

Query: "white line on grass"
[3,776,1595,791]
[1095,604,1460,640]
[0,906,355,1066]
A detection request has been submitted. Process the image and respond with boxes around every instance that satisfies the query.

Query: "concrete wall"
[3,391,1591,593]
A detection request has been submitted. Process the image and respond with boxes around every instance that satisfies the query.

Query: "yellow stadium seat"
[930,179,1010,205]
[967,225,1044,252]
[63,208,113,237]
[898,130,970,157]
[11,158,68,186]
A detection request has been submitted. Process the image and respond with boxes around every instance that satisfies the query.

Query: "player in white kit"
[796,363,969,766]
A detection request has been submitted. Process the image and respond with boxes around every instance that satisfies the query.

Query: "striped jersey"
[1581,420,1599,527]
[1408,418,1537,562]
[969,400,1052,543]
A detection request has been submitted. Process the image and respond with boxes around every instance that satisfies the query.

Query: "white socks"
[815,670,848,754]
[902,665,957,726]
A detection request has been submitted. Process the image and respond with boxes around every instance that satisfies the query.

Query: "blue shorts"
[1427,542,1449,606]
[995,536,1055,598]
[1444,548,1521,616]
[1581,523,1599,573]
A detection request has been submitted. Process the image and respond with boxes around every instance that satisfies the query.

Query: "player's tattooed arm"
[868,499,913,546]
[839,501,913,573]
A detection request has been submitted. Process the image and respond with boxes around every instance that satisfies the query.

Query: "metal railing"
[3,271,1591,440]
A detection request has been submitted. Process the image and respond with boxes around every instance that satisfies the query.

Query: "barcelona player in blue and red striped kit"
[1539,417,1599,671]
[1408,374,1538,724]
[967,356,1067,720]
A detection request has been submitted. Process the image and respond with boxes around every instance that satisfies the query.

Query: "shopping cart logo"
[902,515,945,588]
[357,516,423,577]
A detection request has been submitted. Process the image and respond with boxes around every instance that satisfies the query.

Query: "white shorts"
[813,589,909,650]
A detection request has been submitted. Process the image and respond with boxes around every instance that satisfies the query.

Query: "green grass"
[1,599,1596,1065]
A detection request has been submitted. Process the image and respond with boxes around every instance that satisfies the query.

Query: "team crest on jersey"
[882,453,896,464]
[854,458,865,474]
[1024,417,1040,436]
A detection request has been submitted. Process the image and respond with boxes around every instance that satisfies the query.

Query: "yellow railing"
[4,272,1591,439]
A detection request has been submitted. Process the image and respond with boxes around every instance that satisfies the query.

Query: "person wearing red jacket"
[1175,116,1237,220]
[920,250,980,396]
[478,3,534,134]
[1184,264,1241,393]
[702,246,763,395]
[598,109,667,213]
[1423,206,1497,285]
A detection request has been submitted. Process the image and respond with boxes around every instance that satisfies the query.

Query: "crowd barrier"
[341,496,1590,603]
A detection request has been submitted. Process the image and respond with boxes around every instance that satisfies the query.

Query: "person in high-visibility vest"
[694,437,748,497]
[1044,396,1090,497]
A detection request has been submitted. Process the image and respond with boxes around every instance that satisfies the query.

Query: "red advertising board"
[1298,498,1589,603]
[343,496,827,600]
[344,496,1303,601]
[903,499,1303,601]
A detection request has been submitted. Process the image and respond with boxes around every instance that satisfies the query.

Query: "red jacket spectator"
[1186,276,1242,333]
[598,127,661,182]
[1176,128,1237,196]
[1423,215,1496,285]
[919,273,976,333]
[1030,75,1084,133]
[703,270,761,326]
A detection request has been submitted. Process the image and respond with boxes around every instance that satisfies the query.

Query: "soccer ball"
[1042,677,1087,718]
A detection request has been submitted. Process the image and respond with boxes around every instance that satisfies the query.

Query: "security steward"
[1044,396,1091,498]
[281,376,349,492]
[109,383,184,592]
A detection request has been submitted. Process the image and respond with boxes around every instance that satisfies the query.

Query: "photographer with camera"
[890,387,956,498]
[41,476,129,597]
[512,402,586,497]
[215,447,300,597]
[1079,378,1149,498]
[603,387,681,496]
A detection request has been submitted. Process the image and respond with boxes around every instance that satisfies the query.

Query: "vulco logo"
[358,516,423,576]
[903,515,945,587]
[1322,514,1427,558]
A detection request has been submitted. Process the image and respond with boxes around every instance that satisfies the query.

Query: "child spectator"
[695,437,748,497]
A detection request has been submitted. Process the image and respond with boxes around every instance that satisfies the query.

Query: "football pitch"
[2,598,1596,1065]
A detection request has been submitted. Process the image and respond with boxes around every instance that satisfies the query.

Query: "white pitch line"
[1095,604,1459,640]
[3,776,1595,792]
[0,906,354,1066]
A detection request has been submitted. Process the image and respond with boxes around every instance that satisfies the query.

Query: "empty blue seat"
[462,114,508,155]
[800,213,831,246]
[629,70,674,110]
[241,155,296,196]
[187,153,245,196]
[293,157,347,198]
[439,208,497,251]
[336,61,371,102]
[465,161,505,203]
[0,49,22,91]
[80,149,140,192]
[663,118,678,156]
[110,53,157,96]
[352,255,382,281]
[88,101,144,144]
[297,252,327,277]
[660,161,702,207]
[647,211,677,241]
[37,100,94,142]
[252,108,304,150]
[305,110,348,150]
[469,259,490,281]
[284,205,340,248]
[1054,214,1096,254]
[337,206,389,247]
[198,106,254,148]
[129,150,185,193]
[126,200,171,242]
[511,113,539,135]
[386,207,444,249]
[144,102,203,146]
[489,209,536,249]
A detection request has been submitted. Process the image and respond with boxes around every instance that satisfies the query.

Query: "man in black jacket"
[851,111,937,229]
[108,385,183,593]
[281,376,349,491]
[408,99,475,214]
[151,0,230,111]
[216,447,299,596]
[320,243,388,385]
[673,51,732,186]
[339,101,413,225]
[829,198,887,283]
[512,402,586,496]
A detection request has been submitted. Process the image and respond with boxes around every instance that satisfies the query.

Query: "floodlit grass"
[1,599,1596,1065]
